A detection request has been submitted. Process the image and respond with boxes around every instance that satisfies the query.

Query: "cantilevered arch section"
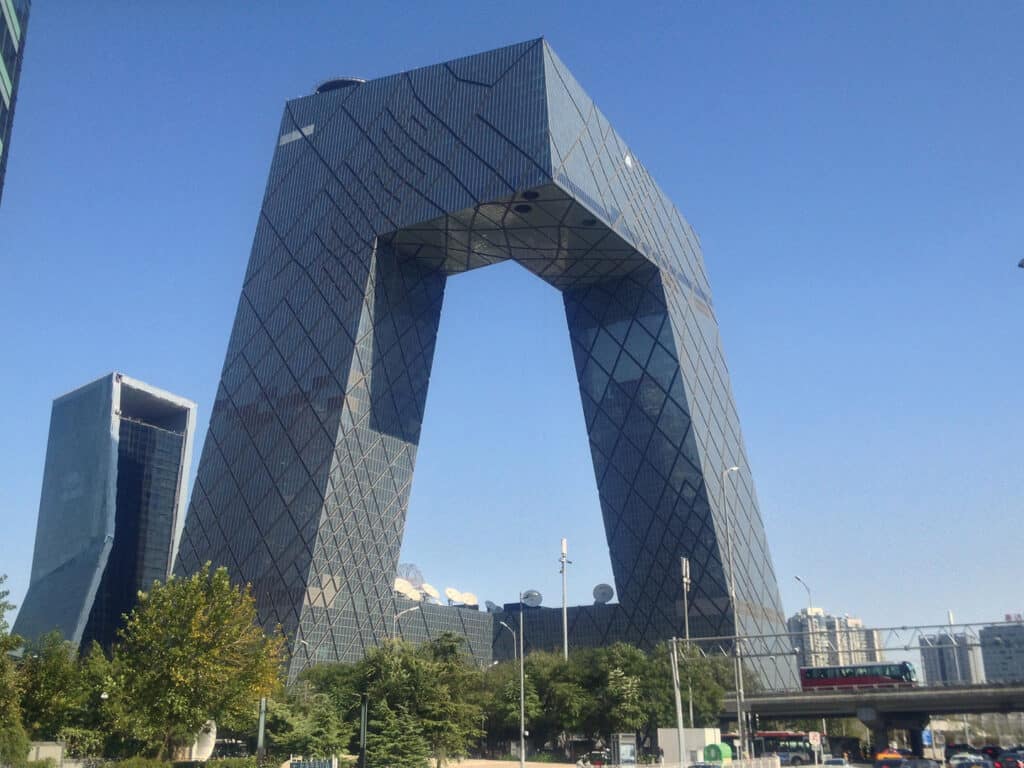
[175,38,795,686]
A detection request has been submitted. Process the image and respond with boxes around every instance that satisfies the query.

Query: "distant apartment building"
[13,373,196,649]
[919,632,984,684]
[0,0,30,203]
[980,621,1024,683]
[787,607,884,667]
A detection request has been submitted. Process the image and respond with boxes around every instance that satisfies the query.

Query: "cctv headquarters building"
[174,39,796,686]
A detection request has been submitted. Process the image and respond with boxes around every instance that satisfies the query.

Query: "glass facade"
[0,0,29,204]
[174,39,795,686]
[80,419,186,649]
[14,374,196,649]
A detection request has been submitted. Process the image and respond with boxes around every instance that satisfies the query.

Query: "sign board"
[922,730,933,747]
[809,732,821,747]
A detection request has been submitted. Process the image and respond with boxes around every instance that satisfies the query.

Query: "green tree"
[524,651,587,752]
[642,643,728,729]
[260,690,355,759]
[18,632,80,740]
[116,563,284,758]
[414,634,484,767]
[481,659,541,747]
[365,702,430,768]
[571,643,648,741]
[0,575,30,768]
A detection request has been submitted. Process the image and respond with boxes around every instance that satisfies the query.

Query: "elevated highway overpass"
[723,684,1024,755]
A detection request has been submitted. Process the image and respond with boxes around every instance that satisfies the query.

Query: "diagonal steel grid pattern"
[174,39,795,686]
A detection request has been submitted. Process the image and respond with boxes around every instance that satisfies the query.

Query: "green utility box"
[704,743,733,762]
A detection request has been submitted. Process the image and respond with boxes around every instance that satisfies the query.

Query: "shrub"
[117,758,170,768]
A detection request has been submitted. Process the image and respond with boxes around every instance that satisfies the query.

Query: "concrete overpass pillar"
[858,707,889,757]
[908,727,924,758]
[870,725,889,757]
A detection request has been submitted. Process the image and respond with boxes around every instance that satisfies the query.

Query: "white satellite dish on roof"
[461,592,479,607]
[593,583,614,605]
[394,578,422,601]
[420,583,440,601]
[521,589,542,608]
[444,587,464,604]
[485,600,500,613]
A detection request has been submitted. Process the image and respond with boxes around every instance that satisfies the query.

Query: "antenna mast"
[560,537,572,660]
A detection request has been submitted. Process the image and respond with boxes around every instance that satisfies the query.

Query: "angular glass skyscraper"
[175,39,795,686]
[0,0,29,204]
[14,374,197,649]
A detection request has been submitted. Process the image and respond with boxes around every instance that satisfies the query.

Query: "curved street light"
[393,605,420,638]
[720,465,744,757]
[517,590,541,768]
[498,620,517,661]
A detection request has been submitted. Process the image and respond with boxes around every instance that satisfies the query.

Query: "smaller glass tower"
[14,373,197,649]
[0,0,30,204]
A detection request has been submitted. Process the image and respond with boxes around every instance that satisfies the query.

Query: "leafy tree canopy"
[116,563,284,758]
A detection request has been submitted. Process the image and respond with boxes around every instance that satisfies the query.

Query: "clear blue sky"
[1,2,1021,637]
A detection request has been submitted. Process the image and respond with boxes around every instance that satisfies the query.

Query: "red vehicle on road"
[800,661,917,690]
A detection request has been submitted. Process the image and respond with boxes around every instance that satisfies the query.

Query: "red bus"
[800,661,916,690]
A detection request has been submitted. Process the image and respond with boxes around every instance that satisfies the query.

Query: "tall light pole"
[681,556,694,727]
[393,605,420,638]
[517,589,542,768]
[520,600,526,768]
[720,465,744,758]
[796,575,826,757]
[498,620,517,661]
[794,575,812,614]
[794,575,814,664]
[560,538,571,660]
[670,636,688,767]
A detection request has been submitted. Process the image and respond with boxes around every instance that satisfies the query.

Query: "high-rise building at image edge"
[173,38,797,686]
[787,607,884,669]
[0,0,29,204]
[14,373,197,650]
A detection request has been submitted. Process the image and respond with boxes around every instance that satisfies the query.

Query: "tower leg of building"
[291,242,445,676]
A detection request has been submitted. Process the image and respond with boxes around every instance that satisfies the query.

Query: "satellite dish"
[521,589,543,608]
[461,592,479,607]
[485,600,500,613]
[593,583,614,605]
[420,583,440,600]
[394,579,422,601]
[444,587,464,604]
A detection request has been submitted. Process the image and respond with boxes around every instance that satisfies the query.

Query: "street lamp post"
[670,637,688,768]
[393,605,420,638]
[560,538,571,661]
[794,576,814,664]
[795,575,827,756]
[720,465,744,758]
[498,620,517,661]
[519,594,527,768]
[513,590,542,768]
[681,556,694,728]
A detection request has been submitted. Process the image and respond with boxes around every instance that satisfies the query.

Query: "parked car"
[981,748,1004,761]
[995,753,1024,768]
[903,759,940,768]
[875,755,907,768]
[947,745,978,761]
[950,755,993,768]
